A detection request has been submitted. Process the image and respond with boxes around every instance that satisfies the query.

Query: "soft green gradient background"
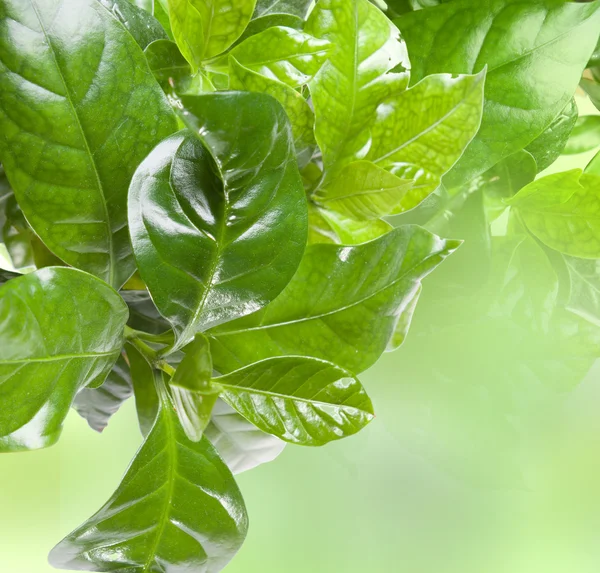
[2,98,600,573]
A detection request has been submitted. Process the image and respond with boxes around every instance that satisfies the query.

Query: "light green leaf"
[306,0,410,177]
[167,0,205,71]
[49,374,248,572]
[581,77,600,112]
[312,161,414,220]
[508,170,600,259]
[131,92,307,350]
[386,283,421,351]
[564,115,600,155]
[564,255,600,328]
[230,26,331,88]
[208,226,460,374]
[357,72,486,203]
[525,98,578,172]
[587,150,600,175]
[253,0,312,18]
[0,0,178,289]
[0,267,128,452]
[320,209,394,245]
[228,56,316,167]
[397,0,600,184]
[307,204,338,245]
[236,13,303,47]
[217,356,374,446]
[205,400,286,474]
[144,39,193,92]
[73,354,133,432]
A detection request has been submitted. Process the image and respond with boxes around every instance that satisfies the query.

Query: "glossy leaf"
[397,0,600,184]
[508,170,600,259]
[122,290,171,335]
[205,400,286,474]
[525,98,578,172]
[564,115,600,155]
[0,267,128,451]
[144,39,193,93]
[307,204,338,245]
[50,375,248,572]
[98,0,167,49]
[73,354,133,432]
[236,13,303,47]
[320,209,394,245]
[228,56,316,167]
[306,0,410,176]
[126,342,159,437]
[356,72,485,203]
[131,94,307,350]
[312,161,414,220]
[253,0,312,18]
[208,226,460,374]
[229,26,331,88]
[0,0,178,288]
[217,356,374,446]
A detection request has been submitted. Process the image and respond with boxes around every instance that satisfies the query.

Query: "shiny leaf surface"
[253,0,312,18]
[167,0,205,71]
[217,356,374,446]
[0,267,128,451]
[50,375,248,572]
[320,209,394,245]
[397,0,600,184]
[205,400,286,474]
[0,0,178,288]
[127,342,159,437]
[208,226,460,374]
[73,354,133,432]
[131,93,307,350]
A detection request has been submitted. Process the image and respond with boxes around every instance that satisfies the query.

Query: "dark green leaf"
[564,115,600,155]
[144,39,193,93]
[122,290,171,335]
[205,400,285,474]
[131,93,307,349]
[508,170,600,259]
[217,356,374,446]
[126,342,159,437]
[525,98,578,172]
[0,0,178,288]
[208,226,460,374]
[50,374,248,572]
[73,354,133,432]
[253,0,312,18]
[397,0,600,184]
[0,267,128,451]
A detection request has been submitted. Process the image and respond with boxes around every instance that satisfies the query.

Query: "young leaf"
[229,26,331,88]
[563,116,600,155]
[312,161,414,220]
[228,56,316,167]
[217,356,374,446]
[144,39,194,93]
[0,0,178,289]
[49,374,248,573]
[306,0,410,176]
[208,226,460,374]
[170,333,219,442]
[354,72,486,203]
[73,354,133,433]
[320,209,394,245]
[167,0,205,72]
[205,400,286,474]
[508,170,600,259]
[253,0,312,18]
[130,95,307,350]
[396,0,600,184]
[0,267,128,452]
[525,98,578,172]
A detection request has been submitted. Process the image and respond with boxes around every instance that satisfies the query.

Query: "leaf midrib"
[0,350,119,365]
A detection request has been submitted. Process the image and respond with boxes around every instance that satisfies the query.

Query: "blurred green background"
[2,97,600,573]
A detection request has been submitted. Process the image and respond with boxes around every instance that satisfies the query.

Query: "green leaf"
[236,13,303,48]
[49,374,248,572]
[581,77,600,112]
[98,0,167,49]
[312,161,414,220]
[587,150,600,176]
[144,39,193,93]
[204,400,285,474]
[131,93,307,350]
[229,26,331,88]
[525,98,578,172]
[508,170,600,259]
[354,72,485,205]
[307,204,338,245]
[126,342,160,437]
[228,56,316,167]
[306,0,410,177]
[73,354,132,433]
[208,226,460,374]
[122,290,171,335]
[564,255,600,327]
[170,333,219,441]
[217,356,374,446]
[166,0,205,72]
[0,188,35,274]
[386,283,421,351]
[0,267,128,452]
[320,209,394,245]
[564,115,600,155]
[396,0,600,184]
[489,235,559,333]
[0,0,178,289]
[253,0,312,18]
